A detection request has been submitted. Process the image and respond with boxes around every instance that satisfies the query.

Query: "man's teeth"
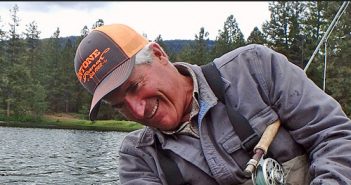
[150,99,159,118]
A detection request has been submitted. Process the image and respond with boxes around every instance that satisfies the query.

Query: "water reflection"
[0,127,128,184]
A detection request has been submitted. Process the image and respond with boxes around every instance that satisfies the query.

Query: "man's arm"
[119,151,162,185]
[118,131,163,185]
[254,44,351,184]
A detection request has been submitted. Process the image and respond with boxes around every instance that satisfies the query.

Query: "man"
[74,24,351,184]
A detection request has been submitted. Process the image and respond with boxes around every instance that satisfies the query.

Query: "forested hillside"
[1,2,350,121]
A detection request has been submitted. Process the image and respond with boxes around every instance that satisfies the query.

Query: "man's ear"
[150,42,169,61]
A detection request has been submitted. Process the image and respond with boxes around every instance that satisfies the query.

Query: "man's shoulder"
[120,127,156,152]
[213,44,271,68]
[216,44,265,60]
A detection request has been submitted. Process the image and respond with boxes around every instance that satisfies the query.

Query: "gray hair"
[135,42,154,65]
[134,42,168,65]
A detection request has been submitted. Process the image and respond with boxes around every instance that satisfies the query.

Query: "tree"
[23,21,41,77]
[22,20,47,117]
[262,2,290,52]
[81,25,89,37]
[178,27,211,65]
[61,39,78,112]
[192,27,211,65]
[211,15,245,58]
[0,16,4,40]
[262,2,308,68]
[321,2,351,116]
[3,4,24,116]
[303,1,331,85]
[92,19,104,29]
[0,16,5,113]
[287,1,308,68]
[44,27,63,112]
[247,27,266,45]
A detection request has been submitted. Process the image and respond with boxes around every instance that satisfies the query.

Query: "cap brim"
[89,57,135,121]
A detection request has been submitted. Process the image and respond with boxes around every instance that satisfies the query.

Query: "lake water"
[0,126,128,184]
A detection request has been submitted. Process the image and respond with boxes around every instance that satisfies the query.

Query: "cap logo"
[77,47,111,83]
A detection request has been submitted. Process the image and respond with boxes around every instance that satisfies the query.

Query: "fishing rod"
[304,1,350,73]
[242,3,350,185]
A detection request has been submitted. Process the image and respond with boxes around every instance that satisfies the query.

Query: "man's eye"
[128,81,141,93]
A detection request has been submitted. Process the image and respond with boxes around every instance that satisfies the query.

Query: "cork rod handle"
[254,120,281,154]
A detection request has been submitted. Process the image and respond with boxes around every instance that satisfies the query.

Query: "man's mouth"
[146,99,159,119]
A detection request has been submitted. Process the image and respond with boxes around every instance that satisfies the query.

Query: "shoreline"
[0,114,144,132]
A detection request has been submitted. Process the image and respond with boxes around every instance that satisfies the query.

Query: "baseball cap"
[74,24,148,121]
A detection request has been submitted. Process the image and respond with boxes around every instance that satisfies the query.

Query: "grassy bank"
[0,113,144,132]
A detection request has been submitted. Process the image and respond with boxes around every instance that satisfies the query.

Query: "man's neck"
[180,75,194,123]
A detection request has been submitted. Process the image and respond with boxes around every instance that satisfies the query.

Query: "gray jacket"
[118,44,351,185]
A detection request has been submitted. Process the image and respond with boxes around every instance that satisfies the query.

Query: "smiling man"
[102,42,194,131]
[74,24,351,185]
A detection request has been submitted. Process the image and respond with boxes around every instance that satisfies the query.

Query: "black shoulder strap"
[155,136,189,185]
[155,62,259,185]
[201,62,259,152]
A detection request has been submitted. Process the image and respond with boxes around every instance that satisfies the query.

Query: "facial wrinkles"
[126,89,170,129]
[162,78,183,120]
[117,79,153,121]
[117,64,181,130]
[144,97,159,119]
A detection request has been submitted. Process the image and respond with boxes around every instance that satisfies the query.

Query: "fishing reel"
[243,120,286,185]
[252,157,285,185]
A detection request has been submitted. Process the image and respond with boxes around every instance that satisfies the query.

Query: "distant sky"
[0,1,271,40]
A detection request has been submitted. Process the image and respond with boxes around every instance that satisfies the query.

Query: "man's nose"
[124,94,145,119]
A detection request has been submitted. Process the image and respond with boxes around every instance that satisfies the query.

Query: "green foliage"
[0,113,42,122]
[178,27,212,65]
[322,2,351,117]
[211,15,246,58]
[0,4,350,121]
[0,113,143,132]
[80,25,89,37]
[262,1,308,68]
[247,27,266,45]
[29,82,47,118]
[92,19,104,29]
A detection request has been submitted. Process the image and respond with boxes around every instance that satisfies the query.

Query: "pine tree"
[24,21,41,79]
[262,2,308,68]
[44,27,63,112]
[92,19,104,29]
[81,25,90,37]
[247,27,266,45]
[23,20,47,117]
[262,2,290,53]
[61,39,77,112]
[303,1,331,86]
[3,4,24,116]
[178,27,211,65]
[287,1,308,68]
[193,27,211,65]
[321,2,351,116]
[211,15,245,59]
[0,16,6,113]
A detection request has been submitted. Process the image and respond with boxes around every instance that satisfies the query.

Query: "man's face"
[103,55,190,131]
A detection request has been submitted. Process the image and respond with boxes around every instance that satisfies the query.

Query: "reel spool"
[252,158,285,185]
